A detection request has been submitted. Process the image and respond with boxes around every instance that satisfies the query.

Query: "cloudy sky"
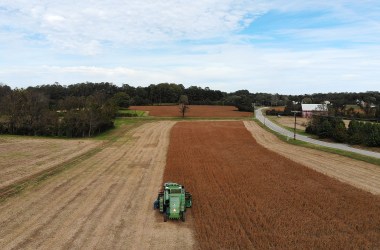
[0,0,379,94]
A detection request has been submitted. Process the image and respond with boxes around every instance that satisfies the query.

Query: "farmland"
[0,137,100,190]
[0,105,379,249]
[164,121,380,249]
[0,121,195,249]
[129,105,252,117]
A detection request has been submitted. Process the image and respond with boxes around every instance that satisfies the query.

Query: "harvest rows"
[164,121,380,249]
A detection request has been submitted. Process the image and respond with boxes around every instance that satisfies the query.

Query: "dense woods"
[0,86,117,137]
[0,82,379,137]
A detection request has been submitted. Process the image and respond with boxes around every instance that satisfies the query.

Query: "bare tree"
[179,95,189,118]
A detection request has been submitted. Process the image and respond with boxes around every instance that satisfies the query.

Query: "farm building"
[301,104,328,118]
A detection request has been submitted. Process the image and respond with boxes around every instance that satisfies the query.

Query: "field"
[0,122,195,249]
[1,105,380,249]
[0,137,100,190]
[272,116,351,131]
[244,121,380,194]
[272,116,309,131]
[129,105,252,117]
[164,121,380,249]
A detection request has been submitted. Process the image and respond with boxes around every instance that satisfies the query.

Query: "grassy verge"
[253,118,380,166]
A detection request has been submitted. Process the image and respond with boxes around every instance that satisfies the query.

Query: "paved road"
[255,108,380,159]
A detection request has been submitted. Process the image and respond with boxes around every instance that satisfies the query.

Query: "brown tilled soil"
[164,121,380,249]
[244,121,380,195]
[0,137,100,189]
[130,105,252,117]
[0,121,195,249]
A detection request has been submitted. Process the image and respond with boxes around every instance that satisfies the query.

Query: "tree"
[112,92,130,108]
[178,95,189,118]
[302,97,313,104]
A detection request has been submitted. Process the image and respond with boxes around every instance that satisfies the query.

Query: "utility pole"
[291,111,301,140]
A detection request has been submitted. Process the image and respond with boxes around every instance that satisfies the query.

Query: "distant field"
[129,105,252,117]
[271,106,285,112]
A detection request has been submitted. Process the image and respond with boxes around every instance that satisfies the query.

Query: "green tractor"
[154,182,192,222]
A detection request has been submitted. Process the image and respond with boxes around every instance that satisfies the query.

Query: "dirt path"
[0,121,195,249]
[244,121,380,195]
[164,121,380,249]
[0,138,101,189]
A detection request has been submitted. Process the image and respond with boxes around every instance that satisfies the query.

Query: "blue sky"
[0,0,379,94]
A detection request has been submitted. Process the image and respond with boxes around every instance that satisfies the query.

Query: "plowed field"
[164,121,380,249]
[129,105,252,117]
[0,121,195,249]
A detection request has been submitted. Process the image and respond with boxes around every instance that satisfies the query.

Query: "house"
[301,104,328,118]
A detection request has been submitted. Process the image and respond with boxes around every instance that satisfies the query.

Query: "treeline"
[1,82,380,137]
[5,82,380,118]
[306,116,380,147]
[0,85,117,137]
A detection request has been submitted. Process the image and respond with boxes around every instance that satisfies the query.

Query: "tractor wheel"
[181,211,186,222]
[164,213,168,222]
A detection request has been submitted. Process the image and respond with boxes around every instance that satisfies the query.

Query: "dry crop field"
[273,116,309,131]
[273,116,351,131]
[0,137,100,190]
[0,122,195,249]
[129,105,252,117]
[164,121,380,249]
[1,113,380,249]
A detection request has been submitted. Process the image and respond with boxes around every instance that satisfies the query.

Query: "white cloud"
[1,44,379,94]
[0,0,268,54]
[0,0,379,93]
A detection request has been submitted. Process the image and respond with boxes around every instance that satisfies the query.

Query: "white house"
[301,104,328,118]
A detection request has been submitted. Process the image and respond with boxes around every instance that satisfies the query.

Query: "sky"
[0,0,379,94]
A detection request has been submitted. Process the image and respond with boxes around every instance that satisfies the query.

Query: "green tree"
[112,92,130,108]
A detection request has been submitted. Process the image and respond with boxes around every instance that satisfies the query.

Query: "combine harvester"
[154,182,192,222]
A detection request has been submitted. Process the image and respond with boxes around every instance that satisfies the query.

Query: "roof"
[301,104,328,111]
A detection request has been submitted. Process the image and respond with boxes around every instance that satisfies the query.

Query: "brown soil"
[274,116,351,130]
[0,121,195,249]
[244,121,380,195]
[274,116,309,131]
[0,137,100,189]
[164,121,380,249]
[129,105,252,117]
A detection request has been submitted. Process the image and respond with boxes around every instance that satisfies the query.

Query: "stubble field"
[0,137,100,190]
[0,121,195,249]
